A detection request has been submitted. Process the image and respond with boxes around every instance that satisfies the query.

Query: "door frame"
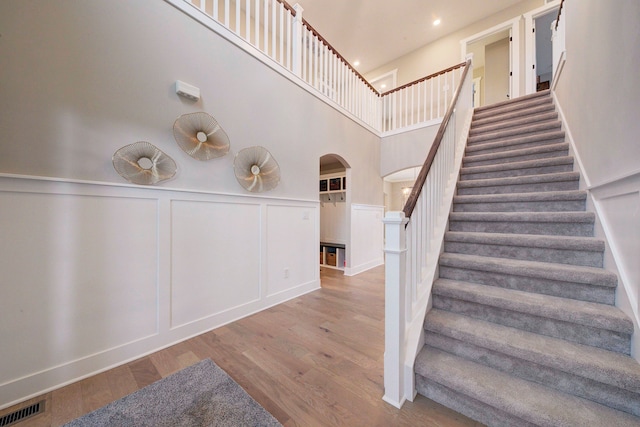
[460,17,521,100]
[524,0,561,94]
[472,76,482,108]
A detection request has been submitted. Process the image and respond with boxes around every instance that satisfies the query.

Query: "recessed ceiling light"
[433,18,441,26]
[353,60,360,67]
[381,84,387,89]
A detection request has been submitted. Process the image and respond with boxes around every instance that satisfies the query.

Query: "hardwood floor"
[2,266,483,427]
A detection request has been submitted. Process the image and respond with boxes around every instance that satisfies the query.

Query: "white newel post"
[382,211,409,408]
[292,3,304,77]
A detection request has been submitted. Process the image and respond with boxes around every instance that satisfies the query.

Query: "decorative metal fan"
[112,141,177,185]
[233,146,281,192]
[173,112,230,160]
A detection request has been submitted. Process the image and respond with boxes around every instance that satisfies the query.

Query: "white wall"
[0,177,319,407]
[389,181,416,211]
[320,201,347,244]
[553,0,640,357]
[380,123,440,178]
[346,204,385,276]
[0,0,383,407]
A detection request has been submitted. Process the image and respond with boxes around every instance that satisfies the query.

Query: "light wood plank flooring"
[2,266,483,427]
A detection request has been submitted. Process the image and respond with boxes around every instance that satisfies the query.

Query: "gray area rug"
[64,359,282,427]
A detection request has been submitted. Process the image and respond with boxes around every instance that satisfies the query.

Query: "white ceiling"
[295,0,529,74]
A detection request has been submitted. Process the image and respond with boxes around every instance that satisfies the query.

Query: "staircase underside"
[414,90,640,426]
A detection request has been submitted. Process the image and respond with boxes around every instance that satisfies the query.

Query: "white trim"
[0,172,320,204]
[344,258,384,277]
[552,92,640,349]
[460,16,521,99]
[589,191,640,338]
[0,174,321,409]
[588,169,640,191]
[551,92,591,188]
[351,203,386,210]
[0,283,319,411]
[524,0,561,94]
[381,117,443,138]
[473,76,482,107]
[550,50,566,91]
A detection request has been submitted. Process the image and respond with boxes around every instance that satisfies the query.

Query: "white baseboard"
[344,258,384,276]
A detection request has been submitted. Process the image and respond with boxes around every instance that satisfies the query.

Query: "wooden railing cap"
[402,59,472,219]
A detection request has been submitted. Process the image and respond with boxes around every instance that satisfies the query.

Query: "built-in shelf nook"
[319,173,346,204]
[319,171,347,271]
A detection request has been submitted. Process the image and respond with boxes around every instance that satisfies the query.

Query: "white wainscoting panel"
[0,175,321,409]
[266,205,318,297]
[0,192,159,386]
[346,204,385,276]
[170,200,262,329]
[591,177,640,324]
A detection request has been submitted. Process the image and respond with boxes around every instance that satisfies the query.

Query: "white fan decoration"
[173,112,230,160]
[112,141,177,185]
[233,146,281,192]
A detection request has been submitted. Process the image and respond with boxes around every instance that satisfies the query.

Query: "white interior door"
[473,77,482,107]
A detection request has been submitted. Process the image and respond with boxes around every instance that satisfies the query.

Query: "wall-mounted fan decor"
[233,146,280,192]
[112,141,177,185]
[173,112,230,160]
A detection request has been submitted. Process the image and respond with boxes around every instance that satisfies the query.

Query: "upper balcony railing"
[380,62,466,133]
[181,0,463,133]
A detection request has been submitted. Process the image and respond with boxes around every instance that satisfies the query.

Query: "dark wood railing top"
[274,0,296,15]
[274,0,378,94]
[257,0,466,98]
[402,59,471,219]
[299,18,379,94]
[555,0,565,30]
[380,61,467,97]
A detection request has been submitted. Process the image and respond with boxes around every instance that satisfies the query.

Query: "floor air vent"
[0,400,45,426]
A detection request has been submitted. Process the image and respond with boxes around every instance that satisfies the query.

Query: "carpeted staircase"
[414,90,640,426]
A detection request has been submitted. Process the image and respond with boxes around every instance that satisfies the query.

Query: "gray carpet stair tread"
[415,92,640,423]
[469,114,559,136]
[424,310,640,393]
[449,211,595,224]
[439,252,617,287]
[433,278,633,334]
[460,155,573,175]
[467,121,562,145]
[471,106,556,129]
[444,231,604,252]
[457,171,579,189]
[466,130,565,151]
[474,90,551,115]
[453,190,587,204]
[463,142,569,163]
[415,346,640,427]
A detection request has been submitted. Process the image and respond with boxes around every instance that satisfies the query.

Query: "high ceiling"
[295,0,529,74]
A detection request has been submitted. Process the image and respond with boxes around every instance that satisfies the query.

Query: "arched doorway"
[319,154,351,273]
